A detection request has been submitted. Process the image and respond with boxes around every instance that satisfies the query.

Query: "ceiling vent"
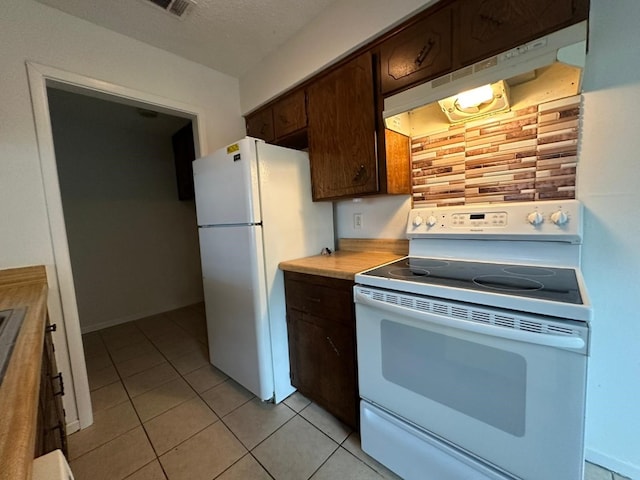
[143,0,196,19]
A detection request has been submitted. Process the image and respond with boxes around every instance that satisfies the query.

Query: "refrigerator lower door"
[198,224,274,400]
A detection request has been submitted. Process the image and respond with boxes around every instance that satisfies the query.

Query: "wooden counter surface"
[279,238,408,280]
[0,266,48,480]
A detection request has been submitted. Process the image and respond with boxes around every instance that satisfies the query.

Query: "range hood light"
[437,80,510,123]
[456,84,494,109]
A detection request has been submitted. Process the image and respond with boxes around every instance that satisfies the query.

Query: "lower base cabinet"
[284,272,359,429]
[34,320,67,458]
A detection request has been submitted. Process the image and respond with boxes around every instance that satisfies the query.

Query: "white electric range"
[354,200,590,480]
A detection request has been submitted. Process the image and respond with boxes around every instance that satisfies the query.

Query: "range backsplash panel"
[411,95,580,207]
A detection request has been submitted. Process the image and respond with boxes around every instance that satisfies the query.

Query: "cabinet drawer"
[285,281,353,325]
[379,6,453,95]
[273,89,307,139]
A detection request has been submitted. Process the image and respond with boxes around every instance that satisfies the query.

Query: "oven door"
[354,286,587,480]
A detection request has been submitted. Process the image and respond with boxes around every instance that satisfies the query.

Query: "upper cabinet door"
[458,0,584,65]
[307,53,378,201]
[273,90,307,139]
[379,6,453,96]
[246,107,275,143]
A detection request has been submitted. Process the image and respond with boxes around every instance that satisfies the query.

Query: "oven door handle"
[355,292,586,351]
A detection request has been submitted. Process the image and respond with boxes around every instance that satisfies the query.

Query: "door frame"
[26,61,207,431]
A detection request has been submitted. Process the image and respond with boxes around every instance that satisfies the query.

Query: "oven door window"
[381,320,526,436]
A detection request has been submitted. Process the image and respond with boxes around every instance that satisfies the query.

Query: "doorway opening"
[27,62,207,431]
[47,87,203,335]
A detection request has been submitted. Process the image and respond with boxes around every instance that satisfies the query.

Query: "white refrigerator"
[193,137,334,403]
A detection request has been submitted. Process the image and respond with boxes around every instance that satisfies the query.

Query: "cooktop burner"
[361,257,583,305]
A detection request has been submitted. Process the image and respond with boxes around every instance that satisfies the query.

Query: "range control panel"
[407,200,583,243]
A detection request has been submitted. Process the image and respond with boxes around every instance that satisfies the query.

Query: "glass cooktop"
[360,257,583,305]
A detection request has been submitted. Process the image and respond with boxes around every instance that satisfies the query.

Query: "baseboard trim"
[65,419,80,435]
[80,299,203,334]
[586,448,639,479]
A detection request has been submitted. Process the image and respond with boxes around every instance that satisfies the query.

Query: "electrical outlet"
[354,213,363,229]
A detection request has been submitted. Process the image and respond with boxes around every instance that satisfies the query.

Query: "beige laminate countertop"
[278,238,408,280]
[0,266,49,480]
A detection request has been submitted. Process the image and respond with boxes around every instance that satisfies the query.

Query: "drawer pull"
[50,421,68,454]
[50,421,64,433]
[415,39,435,67]
[306,297,321,303]
[52,372,65,396]
[46,324,57,333]
[326,336,340,356]
[479,13,504,29]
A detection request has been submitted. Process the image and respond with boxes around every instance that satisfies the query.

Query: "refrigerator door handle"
[199,222,263,228]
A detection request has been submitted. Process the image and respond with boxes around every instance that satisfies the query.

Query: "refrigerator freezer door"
[198,224,275,400]
[193,138,261,226]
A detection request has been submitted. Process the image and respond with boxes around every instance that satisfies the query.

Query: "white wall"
[239,0,436,113]
[48,89,204,333]
[335,195,411,239]
[0,0,243,428]
[578,1,640,477]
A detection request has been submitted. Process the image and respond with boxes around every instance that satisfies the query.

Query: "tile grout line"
[81,309,205,479]
[81,308,405,480]
[80,308,387,480]
[117,306,278,479]
[81,307,627,480]
[98,322,168,480]
[123,311,205,480]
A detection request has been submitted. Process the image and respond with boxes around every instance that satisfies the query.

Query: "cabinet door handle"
[415,39,435,67]
[352,164,366,182]
[46,324,57,333]
[50,421,64,434]
[479,13,504,29]
[326,336,340,356]
[52,372,65,397]
[260,123,268,135]
[50,421,68,455]
[306,296,321,304]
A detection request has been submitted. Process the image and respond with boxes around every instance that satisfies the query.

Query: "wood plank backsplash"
[411,94,580,206]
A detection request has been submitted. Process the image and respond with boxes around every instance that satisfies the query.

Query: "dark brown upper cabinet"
[273,89,307,139]
[245,89,308,149]
[245,107,274,143]
[242,0,588,201]
[307,52,379,201]
[379,5,454,96]
[457,0,589,65]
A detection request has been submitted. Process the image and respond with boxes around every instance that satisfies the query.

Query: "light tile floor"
[72,304,628,480]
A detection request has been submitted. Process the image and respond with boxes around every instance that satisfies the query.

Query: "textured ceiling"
[35,0,339,78]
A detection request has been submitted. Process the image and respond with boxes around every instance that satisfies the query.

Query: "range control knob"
[426,215,437,227]
[413,215,424,227]
[551,210,569,225]
[527,211,544,226]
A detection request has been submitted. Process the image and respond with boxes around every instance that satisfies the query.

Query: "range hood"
[384,21,588,128]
